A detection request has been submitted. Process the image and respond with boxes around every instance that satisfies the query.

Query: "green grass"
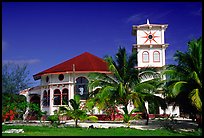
[2,125,202,136]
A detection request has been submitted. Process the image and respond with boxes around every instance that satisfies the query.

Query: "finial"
[147,19,150,25]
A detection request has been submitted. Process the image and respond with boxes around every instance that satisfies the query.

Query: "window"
[43,90,48,106]
[153,51,160,62]
[46,76,49,82]
[53,89,68,105]
[54,89,61,105]
[43,90,50,107]
[142,51,149,62]
[58,74,64,81]
[47,90,50,106]
[62,89,68,105]
[75,77,89,100]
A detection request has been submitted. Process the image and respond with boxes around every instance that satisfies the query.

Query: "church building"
[20,20,180,119]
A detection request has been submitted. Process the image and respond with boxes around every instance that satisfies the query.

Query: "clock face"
[141,30,160,44]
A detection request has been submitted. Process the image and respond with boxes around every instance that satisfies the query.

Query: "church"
[20,20,180,120]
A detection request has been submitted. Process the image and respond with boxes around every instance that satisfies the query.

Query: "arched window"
[47,90,50,106]
[153,51,160,62]
[75,77,89,100]
[43,90,48,106]
[54,89,61,105]
[142,51,149,62]
[62,89,68,105]
[46,76,49,83]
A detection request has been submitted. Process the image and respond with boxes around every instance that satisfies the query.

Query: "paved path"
[64,118,198,131]
[3,118,199,132]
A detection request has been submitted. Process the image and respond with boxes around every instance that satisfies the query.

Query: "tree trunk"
[111,106,116,121]
[75,119,78,127]
[196,114,202,128]
[144,105,149,125]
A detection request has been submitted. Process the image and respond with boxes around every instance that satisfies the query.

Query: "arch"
[30,94,40,105]
[27,94,40,120]
[43,90,48,106]
[54,89,61,105]
[47,90,50,106]
[153,51,160,62]
[75,76,89,100]
[62,88,69,105]
[43,90,50,107]
[142,51,149,63]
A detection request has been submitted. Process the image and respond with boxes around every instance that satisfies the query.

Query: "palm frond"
[118,82,126,97]
[134,83,155,93]
[171,81,187,97]
[190,71,202,88]
[69,99,79,110]
[130,92,143,109]
[189,89,202,112]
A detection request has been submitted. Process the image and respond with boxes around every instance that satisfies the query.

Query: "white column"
[23,93,30,120]
[161,29,165,44]
[162,47,166,66]
[40,87,43,111]
[49,86,54,115]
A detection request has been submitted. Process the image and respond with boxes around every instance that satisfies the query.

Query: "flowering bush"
[2,109,16,122]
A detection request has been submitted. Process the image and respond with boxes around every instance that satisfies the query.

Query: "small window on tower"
[142,51,149,62]
[153,51,160,62]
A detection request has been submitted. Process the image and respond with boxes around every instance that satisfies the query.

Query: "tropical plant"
[47,114,59,124]
[87,47,167,125]
[122,108,142,127]
[59,95,98,127]
[162,37,202,126]
[2,93,28,121]
[28,103,46,121]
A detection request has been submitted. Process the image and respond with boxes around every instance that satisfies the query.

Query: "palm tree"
[59,95,87,127]
[87,47,167,125]
[163,37,202,126]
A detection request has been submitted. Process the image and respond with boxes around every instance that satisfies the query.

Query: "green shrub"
[46,115,59,124]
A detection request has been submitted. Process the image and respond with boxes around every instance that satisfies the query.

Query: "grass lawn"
[2,125,202,136]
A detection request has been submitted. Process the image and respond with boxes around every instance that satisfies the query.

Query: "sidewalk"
[3,117,199,132]
[64,118,198,131]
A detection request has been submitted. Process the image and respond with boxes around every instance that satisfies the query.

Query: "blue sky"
[2,2,202,86]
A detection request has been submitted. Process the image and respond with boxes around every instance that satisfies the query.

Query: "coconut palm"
[87,47,167,125]
[162,37,202,126]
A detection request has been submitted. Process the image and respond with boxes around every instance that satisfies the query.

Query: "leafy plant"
[162,37,202,127]
[87,116,98,122]
[88,47,166,125]
[59,95,98,127]
[47,115,59,124]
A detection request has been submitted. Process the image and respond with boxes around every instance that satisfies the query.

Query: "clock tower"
[132,19,169,68]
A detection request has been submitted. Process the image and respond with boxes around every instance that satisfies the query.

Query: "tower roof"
[132,20,168,36]
[33,52,110,80]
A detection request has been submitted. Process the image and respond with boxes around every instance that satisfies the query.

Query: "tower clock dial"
[141,30,160,44]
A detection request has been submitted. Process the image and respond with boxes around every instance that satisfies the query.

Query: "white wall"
[137,47,164,67]
[41,73,90,115]
[159,106,180,117]
[137,29,163,45]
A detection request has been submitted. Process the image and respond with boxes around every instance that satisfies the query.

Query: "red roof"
[33,52,110,80]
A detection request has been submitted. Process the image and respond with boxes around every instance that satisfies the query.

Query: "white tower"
[132,19,169,68]
[131,20,180,116]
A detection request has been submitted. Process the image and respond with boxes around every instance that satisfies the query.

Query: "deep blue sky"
[2,2,202,86]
